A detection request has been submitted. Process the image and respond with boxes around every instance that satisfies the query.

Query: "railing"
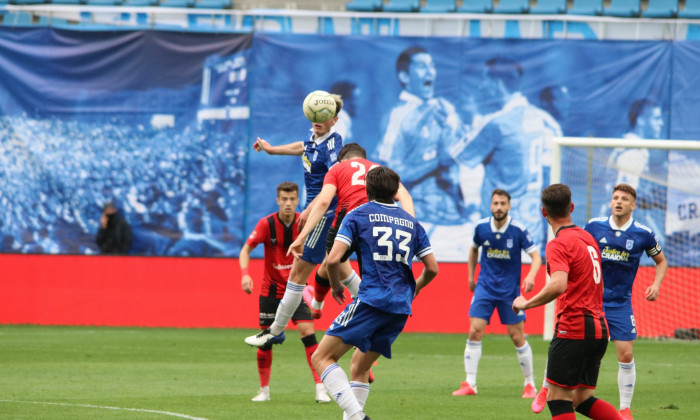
[0,5,698,39]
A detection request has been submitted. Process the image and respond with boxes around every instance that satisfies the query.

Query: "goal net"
[544,137,700,340]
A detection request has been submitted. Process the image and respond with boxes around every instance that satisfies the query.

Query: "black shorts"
[326,208,348,254]
[546,336,608,389]
[258,294,313,327]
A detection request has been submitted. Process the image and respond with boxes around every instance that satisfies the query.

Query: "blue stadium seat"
[568,0,602,15]
[346,0,382,11]
[160,0,192,6]
[1,11,36,24]
[678,0,700,17]
[603,0,641,16]
[194,0,230,8]
[123,0,158,5]
[529,0,566,13]
[50,0,84,4]
[420,0,456,12]
[457,0,493,13]
[383,0,419,12]
[8,0,45,4]
[642,0,677,17]
[494,0,529,13]
[85,0,123,5]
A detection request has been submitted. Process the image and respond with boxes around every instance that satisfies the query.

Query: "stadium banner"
[0,28,252,257]
[1,30,699,266]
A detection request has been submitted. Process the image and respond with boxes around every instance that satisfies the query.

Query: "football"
[302,90,337,123]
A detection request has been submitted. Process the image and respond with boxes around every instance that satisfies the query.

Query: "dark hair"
[330,81,357,99]
[338,143,367,161]
[613,183,637,201]
[485,57,523,92]
[541,184,572,219]
[628,99,657,128]
[366,166,400,204]
[396,46,428,86]
[491,188,511,202]
[277,181,299,196]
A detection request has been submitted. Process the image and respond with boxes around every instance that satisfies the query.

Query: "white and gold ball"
[303,90,337,123]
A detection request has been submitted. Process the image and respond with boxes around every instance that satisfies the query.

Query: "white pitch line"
[0,399,210,420]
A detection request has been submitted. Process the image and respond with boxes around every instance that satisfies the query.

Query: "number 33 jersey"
[335,201,433,315]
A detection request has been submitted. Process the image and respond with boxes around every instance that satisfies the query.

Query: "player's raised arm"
[325,239,349,304]
[288,183,338,259]
[239,243,255,294]
[394,183,415,217]
[253,137,304,156]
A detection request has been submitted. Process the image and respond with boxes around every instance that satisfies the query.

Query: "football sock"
[341,270,361,298]
[313,273,331,310]
[256,347,272,387]
[343,382,371,420]
[515,341,535,384]
[542,367,549,389]
[618,360,636,410]
[270,281,304,336]
[548,399,576,419]
[322,364,364,419]
[301,334,321,383]
[576,396,620,419]
[464,339,482,387]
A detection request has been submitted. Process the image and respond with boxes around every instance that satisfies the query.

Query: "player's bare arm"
[253,138,304,156]
[522,250,542,294]
[414,253,439,298]
[239,243,255,294]
[326,240,349,304]
[467,246,479,292]
[394,183,415,217]
[646,250,668,301]
[288,184,338,259]
[513,270,567,312]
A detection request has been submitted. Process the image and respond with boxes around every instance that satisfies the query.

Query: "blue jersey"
[302,129,343,211]
[449,93,560,248]
[584,216,662,307]
[473,216,537,298]
[335,201,433,315]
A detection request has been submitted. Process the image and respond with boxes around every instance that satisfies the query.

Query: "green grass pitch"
[0,325,697,419]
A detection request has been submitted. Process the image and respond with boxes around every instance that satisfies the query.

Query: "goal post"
[544,136,700,340]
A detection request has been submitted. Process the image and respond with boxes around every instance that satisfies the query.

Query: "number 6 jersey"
[335,201,433,315]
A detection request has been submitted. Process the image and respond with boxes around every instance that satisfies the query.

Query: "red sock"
[304,343,321,383]
[256,348,272,387]
[587,398,622,419]
[552,413,577,420]
[314,273,331,304]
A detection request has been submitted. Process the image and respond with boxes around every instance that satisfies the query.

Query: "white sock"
[618,360,636,410]
[321,364,364,419]
[464,339,481,387]
[515,341,535,385]
[341,271,361,298]
[311,297,324,311]
[269,281,304,336]
[343,382,370,420]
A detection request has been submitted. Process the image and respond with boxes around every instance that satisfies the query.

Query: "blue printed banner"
[0,30,698,265]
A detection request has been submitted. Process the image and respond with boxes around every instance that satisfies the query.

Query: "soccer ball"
[302,90,337,123]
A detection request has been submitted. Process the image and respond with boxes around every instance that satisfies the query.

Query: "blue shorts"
[325,299,408,359]
[302,214,332,265]
[469,285,525,325]
[604,304,637,341]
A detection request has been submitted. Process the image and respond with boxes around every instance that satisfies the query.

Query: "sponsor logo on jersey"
[272,263,293,271]
[486,247,511,259]
[626,239,634,250]
[601,245,630,262]
[302,154,312,172]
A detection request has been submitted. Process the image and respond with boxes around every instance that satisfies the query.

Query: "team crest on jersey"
[506,239,513,249]
[626,239,634,250]
[312,150,318,161]
[330,152,337,162]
